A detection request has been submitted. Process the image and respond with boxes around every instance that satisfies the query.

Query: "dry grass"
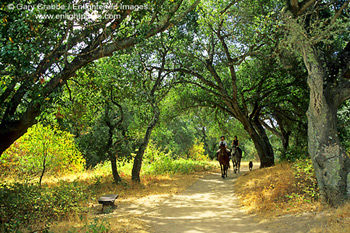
[235,162,350,232]
[310,202,350,233]
[235,162,321,218]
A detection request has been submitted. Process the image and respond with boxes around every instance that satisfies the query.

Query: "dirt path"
[116,166,325,233]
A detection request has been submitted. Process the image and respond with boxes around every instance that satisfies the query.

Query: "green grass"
[143,156,214,175]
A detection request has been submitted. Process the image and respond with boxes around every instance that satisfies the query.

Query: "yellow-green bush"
[0,123,85,179]
[143,140,213,175]
[187,139,209,161]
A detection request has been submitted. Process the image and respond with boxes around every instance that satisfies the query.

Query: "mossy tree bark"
[285,0,350,206]
[304,47,350,206]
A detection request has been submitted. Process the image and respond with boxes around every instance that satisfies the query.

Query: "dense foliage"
[143,140,214,175]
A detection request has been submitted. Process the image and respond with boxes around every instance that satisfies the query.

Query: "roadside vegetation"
[236,160,320,216]
[235,160,350,232]
[0,131,215,233]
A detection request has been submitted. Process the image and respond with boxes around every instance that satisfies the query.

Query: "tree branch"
[298,0,317,16]
[259,118,281,138]
[330,0,350,25]
[335,79,350,107]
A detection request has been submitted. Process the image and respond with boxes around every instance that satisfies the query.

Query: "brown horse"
[231,146,242,173]
[218,144,230,178]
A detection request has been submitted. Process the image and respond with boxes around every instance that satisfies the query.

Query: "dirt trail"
[116,166,325,233]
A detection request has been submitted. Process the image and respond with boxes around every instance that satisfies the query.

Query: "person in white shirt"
[216,136,231,160]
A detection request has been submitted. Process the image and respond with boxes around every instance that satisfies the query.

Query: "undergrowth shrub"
[279,147,308,162]
[146,156,213,175]
[68,218,111,233]
[0,181,90,232]
[0,123,85,179]
[290,159,319,202]
[143,141,213,175]
[187,140,208,161]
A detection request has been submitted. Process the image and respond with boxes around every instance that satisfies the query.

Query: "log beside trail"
[98,194,119,211]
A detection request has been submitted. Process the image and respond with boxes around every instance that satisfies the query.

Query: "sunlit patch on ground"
[48,168,216,232]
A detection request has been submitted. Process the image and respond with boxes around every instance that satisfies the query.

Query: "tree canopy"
[0,0,200,154]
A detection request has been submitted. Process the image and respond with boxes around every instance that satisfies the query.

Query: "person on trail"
[232,135,242,157]
[216,136,231,160]
[232,136,239,148]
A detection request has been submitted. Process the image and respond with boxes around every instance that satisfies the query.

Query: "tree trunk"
[274,111,291,153]
[39,152,47,186]
[242,118,275,168]
[201,126,211,156]
[0,104,40,155]
[259,116,291,155]
[252,122,275,168]
[131,105,160,183]
[0,129,25,155]
[281,133,290,153]
[308,87,350,205]
[105,106,121,184]
[305,49,350,206]
[109,151,121,183]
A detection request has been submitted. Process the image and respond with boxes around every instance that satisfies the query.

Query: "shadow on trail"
[117,165,324,233]
[141,171,264,233]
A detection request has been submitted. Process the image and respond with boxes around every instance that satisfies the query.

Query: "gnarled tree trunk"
[304,48,350,206]
[105,104,122,184]
[242,118,275,168]
[131,104,160,183]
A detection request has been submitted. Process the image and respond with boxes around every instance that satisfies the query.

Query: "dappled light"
[114,165,326,233]
[1,0,350,232]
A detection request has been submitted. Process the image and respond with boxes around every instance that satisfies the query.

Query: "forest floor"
[100,164,328,233]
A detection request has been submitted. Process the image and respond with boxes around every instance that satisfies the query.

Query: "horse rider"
[232,135,242,156]
[232,135,239,148]
[216,136,231,160]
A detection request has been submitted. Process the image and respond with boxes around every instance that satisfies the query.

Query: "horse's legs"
[220,164,224,178]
